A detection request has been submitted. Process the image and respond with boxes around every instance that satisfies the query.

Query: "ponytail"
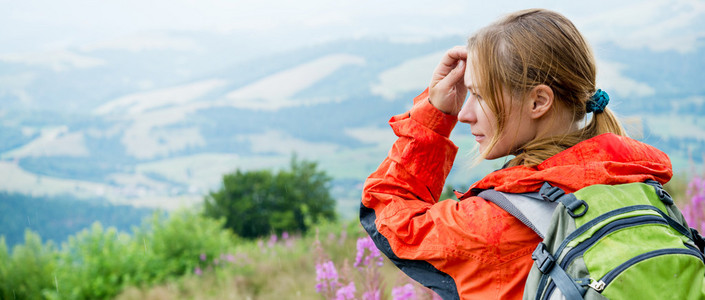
[584,107,626,137]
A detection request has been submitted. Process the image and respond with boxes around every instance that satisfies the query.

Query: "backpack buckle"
[532,243,556,274]
[540,182,565,202]
[540,183,588,218]
[645,179,674,205]
[655,187,674,205]
[562,195,589,218]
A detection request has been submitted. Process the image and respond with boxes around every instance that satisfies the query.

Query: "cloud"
[0,51,105,71]
[577,0,705,53]
[80,33,205,53]
[4,0,703,58]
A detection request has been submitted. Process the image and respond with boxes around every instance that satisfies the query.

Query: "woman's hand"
[429,46,468,116]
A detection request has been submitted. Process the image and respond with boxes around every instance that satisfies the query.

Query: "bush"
[0,210,239,300]
[0,231,57,300]
[204,156,337,238]
[133,211,237,282]
[49,223,138,299]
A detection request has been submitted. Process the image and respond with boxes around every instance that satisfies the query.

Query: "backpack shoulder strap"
[477,189,558,239]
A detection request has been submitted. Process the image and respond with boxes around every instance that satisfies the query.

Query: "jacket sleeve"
[360,89,463,298]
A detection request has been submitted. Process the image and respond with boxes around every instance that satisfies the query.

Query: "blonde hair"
[466,8,625,167]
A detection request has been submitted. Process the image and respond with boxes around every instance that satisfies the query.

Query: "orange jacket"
[360,90,672,299]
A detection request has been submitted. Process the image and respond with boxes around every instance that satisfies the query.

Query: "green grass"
[114,220,424,300]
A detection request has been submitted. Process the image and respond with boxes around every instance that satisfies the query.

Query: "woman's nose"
[457,99,476,124]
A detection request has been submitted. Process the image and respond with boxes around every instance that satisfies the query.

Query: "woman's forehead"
[463,66,476,90]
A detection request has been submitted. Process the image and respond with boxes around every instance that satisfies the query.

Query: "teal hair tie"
[586,89,609,113]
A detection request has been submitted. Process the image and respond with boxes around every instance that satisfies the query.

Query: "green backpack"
[479,180,705,299]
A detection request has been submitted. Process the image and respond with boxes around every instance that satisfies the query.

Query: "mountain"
[0,33,704,224]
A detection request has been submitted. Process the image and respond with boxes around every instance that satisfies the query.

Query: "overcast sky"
[2,0,704,55]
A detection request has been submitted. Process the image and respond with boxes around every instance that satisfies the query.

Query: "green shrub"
[0,237,8,298]
[134,210,237,282]
[45,223,137,299]
[32,210,238,300]
[0,231,57,300]
[204,156,337,239]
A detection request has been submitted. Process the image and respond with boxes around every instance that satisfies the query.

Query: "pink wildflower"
[354,236,384,268]
[194,266,202,276]
[335,281,356,300]
[392,283,416,300]
[282,231,295,248]
[685,176,705,232]
[221,253,236,263]
[268,233,278,247]
[199,253,207,261]
[315,260,340,295]
[362,289,381,300]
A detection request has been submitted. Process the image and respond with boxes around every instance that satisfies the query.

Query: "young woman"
[360,9,672,299]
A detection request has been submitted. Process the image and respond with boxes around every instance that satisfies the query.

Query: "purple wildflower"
[268,233,278,248]
[335,281,356,300]
[392,283,416,300]
[315,260,340,295]
[282,231,295,248]
[362,289,381,300]
[199,253,207,261]
[222,253,236,263]
[194,266,202,276]
[685,176,705,232]
[354,236,384,268]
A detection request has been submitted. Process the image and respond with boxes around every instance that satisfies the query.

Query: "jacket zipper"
[539,215,667,300]
[588,247,704,292]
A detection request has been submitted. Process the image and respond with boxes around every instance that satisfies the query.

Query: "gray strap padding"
[477,190,558,239]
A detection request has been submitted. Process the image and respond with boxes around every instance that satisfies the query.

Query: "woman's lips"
[473,134,485,142]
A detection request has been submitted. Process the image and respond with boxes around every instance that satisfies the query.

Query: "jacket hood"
[461,133,673,198]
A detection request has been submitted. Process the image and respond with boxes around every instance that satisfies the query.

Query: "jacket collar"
[459,133,673,199]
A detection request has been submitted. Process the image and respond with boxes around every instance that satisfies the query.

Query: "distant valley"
[1,33,704,227]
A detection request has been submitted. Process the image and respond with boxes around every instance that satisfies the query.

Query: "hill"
[0,34,703,223]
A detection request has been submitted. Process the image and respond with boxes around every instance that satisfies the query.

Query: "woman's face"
[460,65,535,160]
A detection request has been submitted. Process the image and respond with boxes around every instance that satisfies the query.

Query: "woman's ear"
[529,84,554,119]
